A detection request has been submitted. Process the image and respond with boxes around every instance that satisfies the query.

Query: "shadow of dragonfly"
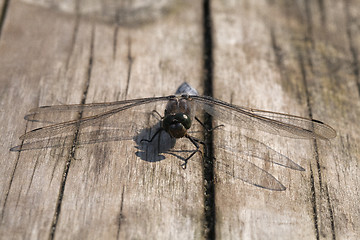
[11,82,336,191]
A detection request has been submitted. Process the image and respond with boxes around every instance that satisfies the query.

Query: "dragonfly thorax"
[162,113,192,138]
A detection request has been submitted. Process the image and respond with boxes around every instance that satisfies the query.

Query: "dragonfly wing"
[25,97,164,124]
[247,109,337,139]
[215,135,305,171]
[20,96,171,140]
[11,129,135,151]
[191,96,336,140]
[213,135,303,191]
[215,156,286,191]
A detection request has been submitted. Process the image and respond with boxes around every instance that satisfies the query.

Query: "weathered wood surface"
[0,0,359,239]
[0,0,204,239]
[212,0,360,239]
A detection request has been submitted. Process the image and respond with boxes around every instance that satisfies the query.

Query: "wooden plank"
[212,1,317,238]
[1,0,359,239]
[0,0,205,239]
[52,1,205,239]
[283,0,360,238]
[212,0,359,239]
[0,2,86,239]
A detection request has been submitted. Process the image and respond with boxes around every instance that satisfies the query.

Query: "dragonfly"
[13,82,336,190]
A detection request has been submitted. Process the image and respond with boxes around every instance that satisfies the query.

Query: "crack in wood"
[0,0,10,38]
[298,43,323,240]
[125,37,133,100]
[49,23,95,240]
[1,119,30,221]
[316,0,327,26]
[116,186,126,240]
[65,16,80,70]
[112,25,119,61]
[325,184,336,240]
[1,150,20,221]
[202,0,215,239]
[26,156,39,195]
[309,165,320,240]
[344,0,360,98]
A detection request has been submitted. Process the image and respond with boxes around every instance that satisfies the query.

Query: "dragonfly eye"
[162,113,192,138]
[175,113,191,129]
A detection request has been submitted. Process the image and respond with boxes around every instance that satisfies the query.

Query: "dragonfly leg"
[181,134,206,169]
[140,110,165,143]
[195,116,224,133]
[151,110,164,121]
[140,128,164,143]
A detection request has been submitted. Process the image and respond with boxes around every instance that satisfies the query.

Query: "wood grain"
[1,0,204,239]
[0,0,359,239]
[212,0,359,239]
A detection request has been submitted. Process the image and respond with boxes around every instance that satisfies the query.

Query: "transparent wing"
[191,95,336,139]
[213,134,306,191]
[20,96,171,140]
[25,97,170,124]
[215,155,286,191]
[11,128,138,152]
[215,135,305,171]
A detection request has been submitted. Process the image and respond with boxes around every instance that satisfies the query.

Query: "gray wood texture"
[0,0,359,239]
[212,1,359,239]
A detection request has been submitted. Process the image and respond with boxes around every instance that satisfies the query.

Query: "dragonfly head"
[162,113,192,138]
